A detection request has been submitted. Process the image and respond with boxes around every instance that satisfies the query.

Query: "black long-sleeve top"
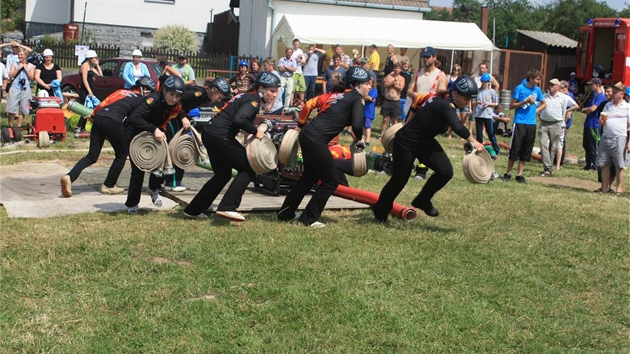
[397,96,470,147]
[203,92,260,139]
[124,91,185,134]
[298,89,364,144]
[92,89,145,124]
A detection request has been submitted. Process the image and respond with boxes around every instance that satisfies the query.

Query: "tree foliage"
[430,0,629,48]
[153,25,198,53]
[1,0,25,33]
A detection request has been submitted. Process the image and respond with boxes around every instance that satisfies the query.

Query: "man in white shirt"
[597,81,630,194]
[290,38,307,102]
[539,78,572,176]
[278,48,298,112]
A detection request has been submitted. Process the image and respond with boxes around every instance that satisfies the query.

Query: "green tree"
[425,7,453,21]
[1,0,25,33]
[485,0,546,48]
[153,25,198,53]
[542,0,618,39]
[452,0,482,25]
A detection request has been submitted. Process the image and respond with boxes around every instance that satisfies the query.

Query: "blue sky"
[429,0,627,11]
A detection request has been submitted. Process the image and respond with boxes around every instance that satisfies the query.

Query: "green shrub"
[153,24,198,53]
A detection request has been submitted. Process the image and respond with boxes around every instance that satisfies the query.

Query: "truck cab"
[576,18,630,90]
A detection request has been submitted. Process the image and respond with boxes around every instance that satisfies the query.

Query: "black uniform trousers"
[68,117,127,188]
[278,134,339,225]
[373,137,453,221]
[124,131,163,208]
[184,133,255,215]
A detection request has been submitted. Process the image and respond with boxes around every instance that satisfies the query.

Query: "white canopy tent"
[271,14,495,58]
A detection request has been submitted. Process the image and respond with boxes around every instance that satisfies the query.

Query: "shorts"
[558,126,565,148]
[292,73,306,92]
[456,106,469,114]
[508,123,536,162]
[364,116,374,129]
[399,98,407,120]
[6,86,31,115]
[380,99,401,119]
[596,135,629,169]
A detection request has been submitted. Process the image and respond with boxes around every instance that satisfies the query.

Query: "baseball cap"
[132,49,142,57]
[586,78,602,85]
[549,78,561,86]
[369,44,377,49]
[178,54,187,59]
[361,57,368,64]
[570,71,576,76]
[421,46,436,57]
[612,81,625,91]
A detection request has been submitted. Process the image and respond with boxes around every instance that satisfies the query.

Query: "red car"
[61,57,163,100]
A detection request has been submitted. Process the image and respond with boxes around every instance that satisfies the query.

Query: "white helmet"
[42,49,54,57]
[132,49,142,57]
[37,90,50,98]
[85,50,98,59]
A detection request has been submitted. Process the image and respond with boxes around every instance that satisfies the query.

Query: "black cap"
[178,54,187,59]
[369,44,377,49]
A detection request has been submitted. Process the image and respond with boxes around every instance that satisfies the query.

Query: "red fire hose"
[333,184,417,221]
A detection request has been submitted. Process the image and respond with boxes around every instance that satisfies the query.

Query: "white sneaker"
[183,211,208,219]
[127,205,138,213]
[309,221,326,228]
[168,185,186,192]
[215,210,245,222]
[101,184,125,194]
[149,189,162,207]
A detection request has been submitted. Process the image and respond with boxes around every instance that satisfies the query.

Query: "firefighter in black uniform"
[277,66,371,228]
[164,78,232,191]
[373,74,484,222]
[183,72,281,221]
[124,75,188,212]
[60,76,156,198]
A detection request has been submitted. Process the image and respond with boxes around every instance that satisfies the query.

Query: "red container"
[63,24,79,42]
[35,108,67,142]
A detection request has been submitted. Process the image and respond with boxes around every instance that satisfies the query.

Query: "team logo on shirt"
[251,101,258,108]
[195,91,201,97]
[145,97,154,105]
[450,103,455,108]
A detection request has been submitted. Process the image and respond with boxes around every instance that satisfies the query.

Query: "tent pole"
[450,50,454,73]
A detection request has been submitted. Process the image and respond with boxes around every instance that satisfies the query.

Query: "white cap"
[570,71,576,76]
[42,49,54,57]
[132,49,142,57]
[85,50,98,59]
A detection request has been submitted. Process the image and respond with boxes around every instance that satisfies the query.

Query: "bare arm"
[491,76,500,91]
[34,68,47,88]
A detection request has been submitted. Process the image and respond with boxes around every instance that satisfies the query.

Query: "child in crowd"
[472,73,499,155]
[492,104,511,137]
[362,78,378,145]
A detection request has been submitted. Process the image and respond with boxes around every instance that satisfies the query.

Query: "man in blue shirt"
[502,69,546,184]
[580,78,606,171]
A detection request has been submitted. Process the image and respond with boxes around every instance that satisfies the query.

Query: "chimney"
[480,6,489,35]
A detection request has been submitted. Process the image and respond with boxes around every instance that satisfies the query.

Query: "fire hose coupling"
[464,141,475,154]
[354,141,366,152]
[260,119,274,133]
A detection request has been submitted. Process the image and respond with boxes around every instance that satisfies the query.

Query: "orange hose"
[333,184,417,220]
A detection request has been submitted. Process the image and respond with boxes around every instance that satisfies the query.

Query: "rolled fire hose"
[245,121,278,175]
[380,123,404,153]
[129,131,175,175]
[169,126,208,169]
[278,128,300,165]
[462,142,494,184]
[351,144,368,177]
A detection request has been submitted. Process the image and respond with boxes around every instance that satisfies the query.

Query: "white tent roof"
[273,14,495,51]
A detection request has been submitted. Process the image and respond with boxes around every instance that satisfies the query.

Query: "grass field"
[1,107,629,353]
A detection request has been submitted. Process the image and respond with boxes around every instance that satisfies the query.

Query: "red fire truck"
[576,18,630,86]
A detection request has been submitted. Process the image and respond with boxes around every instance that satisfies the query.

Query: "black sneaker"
[515,175,527,184]
[502,172,512,182]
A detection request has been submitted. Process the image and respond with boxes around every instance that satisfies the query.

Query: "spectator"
[322,54,346,93]
[75,50,103,134]
[568,71,579,95]
[383,44,398,76]
[580,78,606,171]
[303,45,325,100]
[250,58,262,78]
[473,62,500,92]
[156,55,182,86]
[0,50,7,102]
[380,62,404,135]
[363,77,378,145]
[472,73,499,155]
[492,104,510,137]
[262,57,285,115]
[174,54,196,85]
[34,49,62,97]
[6,49,35,130]
[555,80,579,170]
[539,78,570,176]
[502,69,547,184]
[331,45,351,69]
[367,44,380,79]
[396,47,409,64]
[123,49,150,89]
[360,57,377,84]
[399,59,412,122]
[278,47,298,112]
[3,41,32,71]
[597,82,630,194]
[228,60,257,94]
[447,64,470,138]
[290,38,307,102]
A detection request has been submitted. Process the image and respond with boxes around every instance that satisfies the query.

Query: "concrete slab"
[0,161,368,218]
